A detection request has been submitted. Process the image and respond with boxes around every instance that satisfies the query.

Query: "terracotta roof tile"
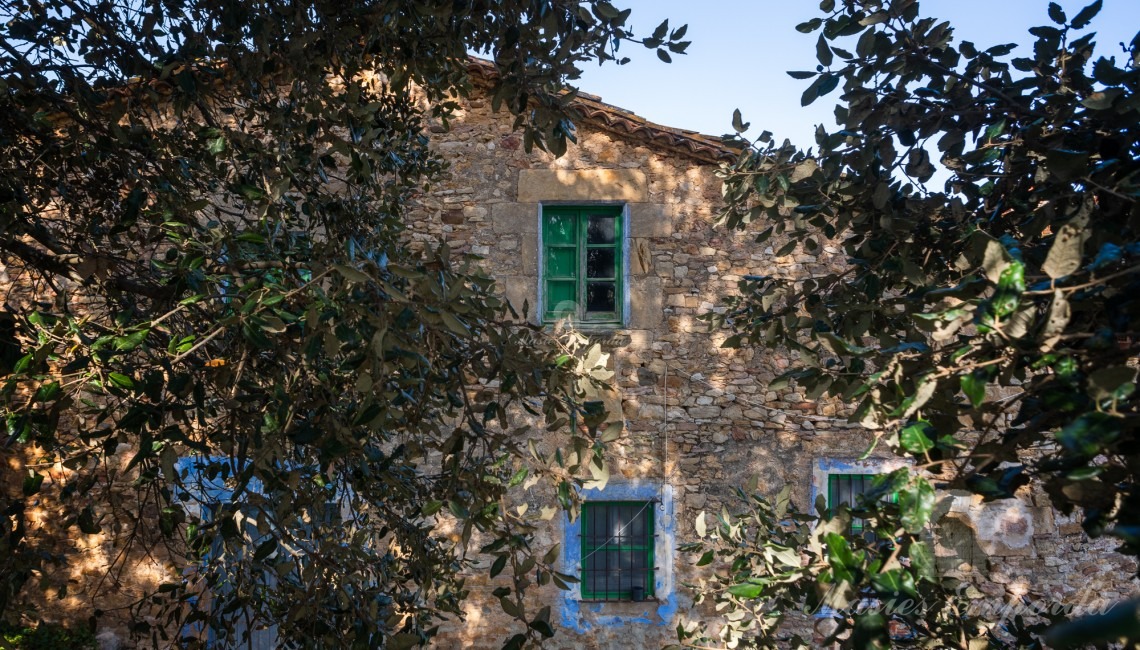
[466,58,740,165]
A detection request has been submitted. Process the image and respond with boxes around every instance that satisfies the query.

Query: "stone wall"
[3,78,1135,649]
[410,91,1138,648]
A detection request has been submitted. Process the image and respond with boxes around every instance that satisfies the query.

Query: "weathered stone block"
[517,169,647,202]
[631,238,653,276]
[490,202,539,233]
[688,405,722,419]
[630,276,663,329]
[630,203,672,238]
[520,235,537,276]
[497,275,537,321]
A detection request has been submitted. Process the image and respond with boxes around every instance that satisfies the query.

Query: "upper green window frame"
[541,205,624,325]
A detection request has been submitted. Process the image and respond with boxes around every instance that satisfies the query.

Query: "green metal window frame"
[826,473,898,538]
[580,501,655,601]
[541,205,624,325]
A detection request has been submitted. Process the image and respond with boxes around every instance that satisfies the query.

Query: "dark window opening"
[542,206,623,324]
[827,473,898,542]
[580,501,654,601]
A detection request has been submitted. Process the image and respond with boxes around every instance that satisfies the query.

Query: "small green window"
[542,205,623,324]
[827,474,898,540]
[580,501,654,601]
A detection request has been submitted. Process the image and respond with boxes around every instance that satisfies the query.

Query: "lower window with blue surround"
[580,501,655,601]
[558,482,677,632]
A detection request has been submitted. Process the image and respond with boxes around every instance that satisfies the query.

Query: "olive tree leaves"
[697,0,1140,645]
[0,1,671,647]
[673,478,1046,649]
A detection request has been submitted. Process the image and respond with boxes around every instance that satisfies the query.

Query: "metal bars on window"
[827,473,898,542]
[580,501,654,601]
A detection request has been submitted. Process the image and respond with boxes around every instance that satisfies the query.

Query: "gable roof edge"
[465,58,740,166]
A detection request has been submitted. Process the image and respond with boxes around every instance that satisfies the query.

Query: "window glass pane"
[614,504,627,543]
[829,474,890,538]
[586,214,616,244]
[546,247,577,278]
[581,502,652,599]
[590,504,608,547]
[586,248,615,279]
[586,282,616,313]
[628,505,646,540]
[545,213,576,245]
[546,281,577,317]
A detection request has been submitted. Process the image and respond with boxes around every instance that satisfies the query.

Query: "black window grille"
[827,473,898,541]
[580,501,655,601]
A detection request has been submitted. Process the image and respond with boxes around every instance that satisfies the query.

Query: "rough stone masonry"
[417,63,1138,649]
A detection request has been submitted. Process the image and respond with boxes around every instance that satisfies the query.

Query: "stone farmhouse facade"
[2,58,1135,649]
[417,60,1137,649]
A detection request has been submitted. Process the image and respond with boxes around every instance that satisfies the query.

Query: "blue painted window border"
[810,458,909,620]
[558,481,677,632]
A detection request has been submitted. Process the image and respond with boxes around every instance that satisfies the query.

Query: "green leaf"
[440,312,470,337]
[731,108,749,134]
[696,550,714,566]
[78,506,102,534]
[12,353,33,375]
[898,479,936,533]
[817,73,840,98]
[1047,2,1066,24]
[499,596,522,619]
[871,569,904,595]
[1070,0,1102,28]
[35,381,61,402]
[960,372,985,408]
[816,35,833,67]
[333,264,372,284]
[529,619,555,638]
[235,184,266,201]
[1088,366,1138,402]
[787,70,817,79]
[22,472,44,496]
[490,554,508,578]
[235,232,266,244]
[795,18,822,33]
[253,538,277,562]
[909,540,937,581]
[108,372,135,390]
[1056,412,1119,456]
[206,136,226,155]
[1081,88,1123,110]
[113,330,149,352]
[899,421,935,454]
[1045,149,1091,182]
[727,580,765,598]
[825,532,857,570]
[1042,205,1091,278]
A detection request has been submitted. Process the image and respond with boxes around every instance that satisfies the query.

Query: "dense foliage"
[689,0,1140,646]
[0,621,96,650]
[674,479,1056,649]
[0,1,686,647]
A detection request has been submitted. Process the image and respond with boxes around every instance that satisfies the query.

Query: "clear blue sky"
[574,1,1140,146]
